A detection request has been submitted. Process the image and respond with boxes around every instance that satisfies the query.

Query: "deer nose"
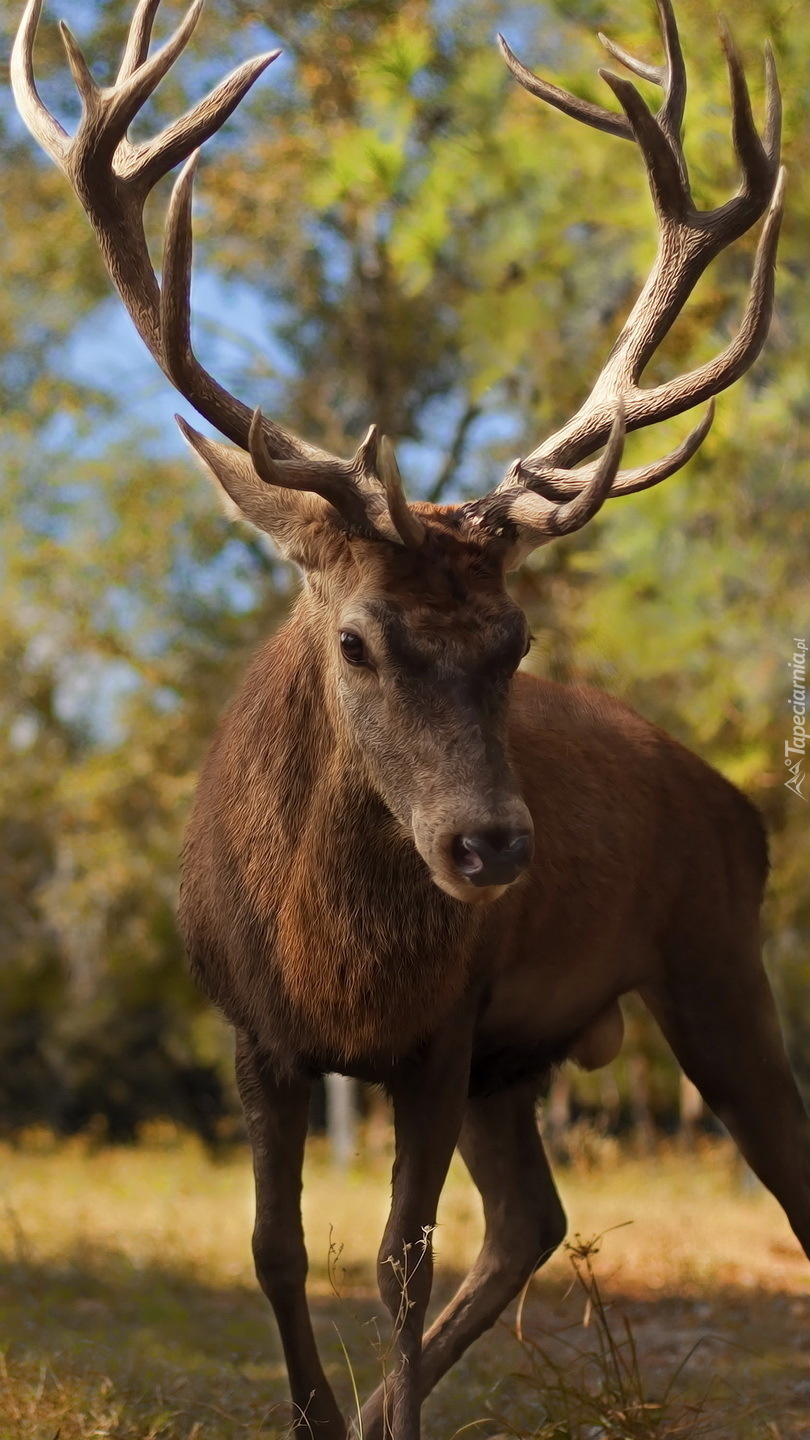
[450,829,534,888]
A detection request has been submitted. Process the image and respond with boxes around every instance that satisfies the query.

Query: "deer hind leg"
[642,931,810,1259]
[361,1082,566,1440]
[235,1031,346,1440]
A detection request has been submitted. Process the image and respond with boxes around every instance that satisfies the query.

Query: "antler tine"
[531,404,625,538]
[161,152,343,460]
[59,24,99,109]
[160,149,249,444]
[10,0,69,164]
[500,0,687,148]
[653,0,686,145]
[719,17,772,201]
[469,406,626,556]
[249,410,404,541]
[600,0,686,153]
[247,408,354,510]
[497,33,632,142]
[99,0,205,162]
[763,42,782,165]
[598,32,663,88]
[599,69,689,219]
[470,6,783,550]
[378,437,426,549]
[116,0,161,83]
[528,400,714,503]
[130,49,280,190]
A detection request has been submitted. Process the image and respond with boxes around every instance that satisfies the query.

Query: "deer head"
[12,0,783,903]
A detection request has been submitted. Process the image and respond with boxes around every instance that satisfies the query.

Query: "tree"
[0,0,806,1135]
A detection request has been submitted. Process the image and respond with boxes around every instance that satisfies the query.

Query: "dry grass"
[0,1131,808,1439]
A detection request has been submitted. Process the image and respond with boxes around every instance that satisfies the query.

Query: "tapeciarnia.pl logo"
[785,637,807,801]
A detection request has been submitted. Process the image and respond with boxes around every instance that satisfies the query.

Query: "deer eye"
[339,630,368,666]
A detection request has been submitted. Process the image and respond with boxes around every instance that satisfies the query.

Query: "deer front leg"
[374,1010,474,1440]
[235,1031,346,1440]
[362,1083,566,1440]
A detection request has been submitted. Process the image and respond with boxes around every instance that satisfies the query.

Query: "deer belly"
[566,1001,624,1070]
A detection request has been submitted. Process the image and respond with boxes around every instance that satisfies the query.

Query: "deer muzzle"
[412,797,534,904]
[450,828,534,888]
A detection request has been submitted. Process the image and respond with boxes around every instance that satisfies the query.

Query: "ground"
[0,1131,808,1438]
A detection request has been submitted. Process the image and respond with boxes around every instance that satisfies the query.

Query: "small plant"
[325,1225,765,1440]
[483,1234,731,1440]
[327,1224,436,1439]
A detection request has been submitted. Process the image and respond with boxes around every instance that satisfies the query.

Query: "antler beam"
[476,0,783,536]
[11,0,418,545]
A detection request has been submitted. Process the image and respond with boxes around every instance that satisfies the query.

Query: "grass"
[0,1130,808,1439]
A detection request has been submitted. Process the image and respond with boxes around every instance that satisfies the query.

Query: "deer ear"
[177,419,343,569]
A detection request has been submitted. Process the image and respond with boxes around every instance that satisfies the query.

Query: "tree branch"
[427,402,482,504]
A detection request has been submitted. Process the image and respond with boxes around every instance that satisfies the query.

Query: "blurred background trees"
[0,0,807,1143]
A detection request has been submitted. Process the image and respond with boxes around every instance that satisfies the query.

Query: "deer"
[12,0,810,1436]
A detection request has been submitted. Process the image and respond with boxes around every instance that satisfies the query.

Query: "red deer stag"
[13,0,809,1436]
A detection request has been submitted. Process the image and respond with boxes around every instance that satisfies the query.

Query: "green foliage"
[0,0,807,1133]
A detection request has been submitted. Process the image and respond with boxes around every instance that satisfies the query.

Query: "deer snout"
[450,828,534,888]
[412,798,533,903]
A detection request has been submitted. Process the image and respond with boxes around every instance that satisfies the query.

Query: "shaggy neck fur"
[180,593,481,1076]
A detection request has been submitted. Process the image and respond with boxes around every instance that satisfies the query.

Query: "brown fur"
[14,0,801,1431]
[176,506,810,1440]
[181,515,764,1084]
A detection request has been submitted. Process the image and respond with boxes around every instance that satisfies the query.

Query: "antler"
[470,0,784,545]
[11,0,421,547]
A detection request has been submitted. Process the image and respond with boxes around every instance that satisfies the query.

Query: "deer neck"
[242,594,478,1065]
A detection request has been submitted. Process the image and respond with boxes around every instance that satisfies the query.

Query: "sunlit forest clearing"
[1,1135,808,1439]
[1,0,808,1153]
[2,0,810,1435]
